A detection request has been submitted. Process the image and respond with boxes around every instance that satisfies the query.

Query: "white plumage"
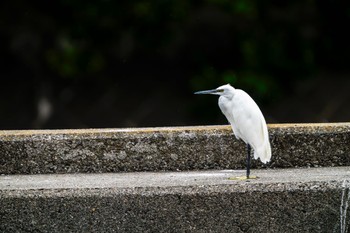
[217,84,271,163]
[195,84,271,178]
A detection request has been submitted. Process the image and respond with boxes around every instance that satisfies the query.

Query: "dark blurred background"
[1,1,350,129]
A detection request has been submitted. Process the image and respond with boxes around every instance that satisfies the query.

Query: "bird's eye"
[217,89,224,92]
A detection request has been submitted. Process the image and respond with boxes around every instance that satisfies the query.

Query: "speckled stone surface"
[1,167,350,232]
[0,123,350,174]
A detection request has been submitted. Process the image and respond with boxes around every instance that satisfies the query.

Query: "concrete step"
[1,167,349,232]
[1,123,350,174]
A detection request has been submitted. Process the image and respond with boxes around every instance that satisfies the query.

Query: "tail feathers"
[254,141,271,164]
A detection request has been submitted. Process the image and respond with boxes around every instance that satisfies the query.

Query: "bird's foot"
[228,175,258,181]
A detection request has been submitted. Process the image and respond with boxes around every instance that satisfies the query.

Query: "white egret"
[195,84,271,179]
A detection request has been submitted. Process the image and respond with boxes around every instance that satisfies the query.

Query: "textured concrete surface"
[1,123,350,174]
[1,167,350,232]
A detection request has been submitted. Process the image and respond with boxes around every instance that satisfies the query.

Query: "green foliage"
[46,36,105,78]
[3,1,345,101]
[192,68,274,99]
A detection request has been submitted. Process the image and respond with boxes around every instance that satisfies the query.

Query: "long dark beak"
[194,89,218,95]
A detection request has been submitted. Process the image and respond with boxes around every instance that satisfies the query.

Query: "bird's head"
[194,84,235,97]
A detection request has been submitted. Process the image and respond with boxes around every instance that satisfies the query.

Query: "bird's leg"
[246,144,251,179]
[228,143,257,181]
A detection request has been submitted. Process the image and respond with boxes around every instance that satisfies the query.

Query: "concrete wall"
[1,123,350,232]
[1,168,350,232]
[0,123,349,174]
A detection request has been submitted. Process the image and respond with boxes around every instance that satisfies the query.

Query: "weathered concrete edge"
[1,167,350,232]
[1,123,350,140]
[1,167,350,197]
[1,123,350,174]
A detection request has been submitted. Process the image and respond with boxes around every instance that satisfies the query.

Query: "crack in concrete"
[339,179,350,233]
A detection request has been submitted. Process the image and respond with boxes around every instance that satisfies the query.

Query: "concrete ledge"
[1,123,350,174]
[1,167,350,232]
